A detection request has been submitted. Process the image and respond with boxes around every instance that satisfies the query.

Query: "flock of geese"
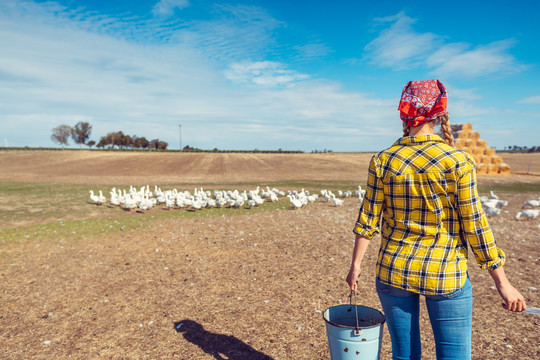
[88,185,367,212]
[89,186,540,220]
[480,191,540,220]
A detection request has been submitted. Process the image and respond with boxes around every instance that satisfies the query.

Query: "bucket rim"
[323,304,386,330]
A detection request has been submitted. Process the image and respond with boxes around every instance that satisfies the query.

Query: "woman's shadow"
[174,319,274,360]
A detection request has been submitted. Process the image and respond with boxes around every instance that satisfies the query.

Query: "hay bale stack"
[499,163,511,174]
[476,139,488,148]
[491,156,504,166]
[468,131,480,141]
[471,147,484,156]
[449,122,509,174]
[484,147,496,156]
[477,164,488,174]
[466,139,477,147]
[480,155,492,165]
[455,138,467,148]
[451,123,473,132]
[487,164,499,174]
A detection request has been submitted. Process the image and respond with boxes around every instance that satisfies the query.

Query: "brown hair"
[438,113,454,147]
[402,113,454,147]
[402,121,410,137]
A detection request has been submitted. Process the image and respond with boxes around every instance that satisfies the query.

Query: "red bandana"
[398,79,447,127]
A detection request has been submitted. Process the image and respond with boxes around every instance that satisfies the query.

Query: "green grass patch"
[0,197,294,244]
[477,183,540,193]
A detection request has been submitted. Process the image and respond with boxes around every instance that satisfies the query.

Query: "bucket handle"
[349,289,361,335]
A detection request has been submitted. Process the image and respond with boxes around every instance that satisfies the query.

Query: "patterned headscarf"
[398,79,447,127]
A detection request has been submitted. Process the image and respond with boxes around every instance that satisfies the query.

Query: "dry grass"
[0,151,539,359]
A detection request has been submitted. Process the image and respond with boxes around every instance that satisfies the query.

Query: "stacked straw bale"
[449,123,509,174]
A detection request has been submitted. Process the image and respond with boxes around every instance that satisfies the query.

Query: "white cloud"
[224,61,309,87]
[152,0,190,17]
[0,0,400,151]
[518,95,540,104]
[2,3,534,151]
[364,12,523,79]
[364,11,439,69]
[427,40,522,78]
[443,85,483,100]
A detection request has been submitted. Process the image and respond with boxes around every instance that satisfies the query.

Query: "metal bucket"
[323,293,385,360]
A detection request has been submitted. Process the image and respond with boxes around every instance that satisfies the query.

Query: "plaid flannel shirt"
[353,135,505,295]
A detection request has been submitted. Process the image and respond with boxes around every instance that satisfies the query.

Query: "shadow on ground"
[174,319,274,360]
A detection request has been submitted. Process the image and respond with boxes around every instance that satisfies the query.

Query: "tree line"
[51,122,168,150]
[503,145,540,153]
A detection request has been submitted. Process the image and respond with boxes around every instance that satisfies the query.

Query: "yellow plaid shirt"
[354,135,505,295]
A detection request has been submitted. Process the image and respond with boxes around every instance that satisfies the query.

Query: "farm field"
[1,150,539,359]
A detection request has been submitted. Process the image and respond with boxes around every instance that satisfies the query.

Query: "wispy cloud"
[1,2,535,151]
[364,12,439,69]
[0,0,398,151]
[427,40,523,78]
[518,95,540,104]
[173,4,283,62]
[293,41,332,61]
[224,61,309,86]
[152,0,190,17]
[443,85,483,100]
[364,12,523,78]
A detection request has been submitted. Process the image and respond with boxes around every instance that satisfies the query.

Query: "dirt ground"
[0,150,539,185]
[0,150,539,359]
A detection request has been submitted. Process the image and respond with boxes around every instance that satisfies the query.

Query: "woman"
[346,79,526,360]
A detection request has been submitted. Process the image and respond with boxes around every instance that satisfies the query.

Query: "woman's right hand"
[346,266,361,291]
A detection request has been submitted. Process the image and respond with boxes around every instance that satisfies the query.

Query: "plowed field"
[0,150,539,359]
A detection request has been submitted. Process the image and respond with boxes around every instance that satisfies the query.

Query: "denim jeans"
[376,277,473,360]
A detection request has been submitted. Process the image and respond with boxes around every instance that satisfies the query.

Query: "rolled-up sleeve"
[353,155,385,239]
[456,161,506,270]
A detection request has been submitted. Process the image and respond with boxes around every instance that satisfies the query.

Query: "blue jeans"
[376,277,473,360]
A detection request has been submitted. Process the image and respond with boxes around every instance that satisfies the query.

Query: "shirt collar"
[393,134,445,146]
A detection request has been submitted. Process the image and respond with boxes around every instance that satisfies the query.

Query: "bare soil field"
[0,150,539,185]
[1,150,539,359]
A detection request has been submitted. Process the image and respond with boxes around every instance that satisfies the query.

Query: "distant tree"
[120,134,134,148]
[97,137,108,149]
[71,121,92,148]
[98,131,124,148]
[158,141,168,150]
[87,140,96,149]
[51,124,72,149]
[111,131,124,148]
[134,136,150,149]
[150,139,168,150]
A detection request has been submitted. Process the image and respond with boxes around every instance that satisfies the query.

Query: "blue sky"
[1,0,539,151]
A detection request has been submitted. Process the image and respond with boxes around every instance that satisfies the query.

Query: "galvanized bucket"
[323,292,385,360]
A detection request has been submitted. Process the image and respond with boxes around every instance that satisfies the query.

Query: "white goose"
[164,195,175,209]
[89,190,99,204]
[288,195,303,210]
[331,193,344,207]
[98,191,106,204]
